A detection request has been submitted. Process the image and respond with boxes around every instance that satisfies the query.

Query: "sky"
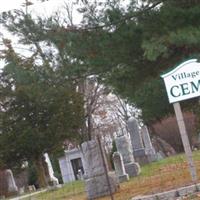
[0,0,83,23]
[0,0,129,69]
[0,0,83,69]
[0,0,65,13]
[0,0,25,12]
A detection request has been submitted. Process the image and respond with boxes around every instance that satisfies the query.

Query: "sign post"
[161,59,200,182]
[173,102,197,181]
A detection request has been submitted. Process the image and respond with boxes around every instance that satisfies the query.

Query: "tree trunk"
[87,114,92,141]
[33,156,48,188]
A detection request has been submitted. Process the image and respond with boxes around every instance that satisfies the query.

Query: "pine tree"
[0,12,84,187]
[67,0,200,125]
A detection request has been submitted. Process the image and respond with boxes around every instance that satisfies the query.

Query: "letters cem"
[161,59,200,103]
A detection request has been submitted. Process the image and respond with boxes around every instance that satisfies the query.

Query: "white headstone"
[44,153,59,185]
[115,135,134,164]
[113,152,129,183]
[115,135,140,177]
[6,170,18,193]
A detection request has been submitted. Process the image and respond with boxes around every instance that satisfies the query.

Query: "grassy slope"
[30,151,200,200]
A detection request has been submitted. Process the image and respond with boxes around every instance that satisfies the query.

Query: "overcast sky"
[0,0,127,69]
[0,0,24,12]
[0,0,63,13]
[0,0,84,69]
[0,0,83,23]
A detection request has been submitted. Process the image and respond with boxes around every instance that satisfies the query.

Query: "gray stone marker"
[141,126,157,162]
[115,135,140,177]
[113,152,129,183]
[6,170,18,194]
[81,140,119,200]
[127,118,149,165]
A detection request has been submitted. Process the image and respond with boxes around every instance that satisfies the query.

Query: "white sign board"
[161,59,200,103]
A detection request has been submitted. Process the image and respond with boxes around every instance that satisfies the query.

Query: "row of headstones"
[0,153,59,198]
[112,118,159,183]
[81,118,158,199]
[1,118,156,199]
[127,117,158,165]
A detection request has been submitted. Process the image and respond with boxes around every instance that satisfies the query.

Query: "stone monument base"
[133,149,152,165]
[147,154,157,162]
[137,155,158,165]
[84,172,119,200]
[124,162,140,177]
[135,155,149,165]
[145,148,158,162]
[118,174,129,183]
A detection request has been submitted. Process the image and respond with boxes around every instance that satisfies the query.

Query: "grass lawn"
[29,181,86,200]
[30,151,200,200]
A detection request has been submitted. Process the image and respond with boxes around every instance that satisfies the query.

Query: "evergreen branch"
[79,1,163,31]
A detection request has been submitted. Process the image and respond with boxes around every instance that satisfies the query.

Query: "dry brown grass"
[93,164,200,199]
[97,160,200,200]
[65,163,200,200]
[35,151,200,200]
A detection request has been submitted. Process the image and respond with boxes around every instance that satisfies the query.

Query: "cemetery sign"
[161,58,199,182]
[161,59,200,103]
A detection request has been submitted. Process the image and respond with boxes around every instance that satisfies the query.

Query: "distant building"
[58,148,85,183]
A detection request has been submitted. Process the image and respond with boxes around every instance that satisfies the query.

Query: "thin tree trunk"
[87,114,92,141]
[33,156,48,188]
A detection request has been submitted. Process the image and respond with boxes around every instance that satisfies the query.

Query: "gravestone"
[6,170,18,194]
[44,153,59,186]
[81,140,119,199]
[19,187,25,195]
[14,169,28,193]
[127,117,149,165]
[113,152,129,183]
[0,170,18,197]
[28,185,36,192]
[0,170,7,198]
[141,126,157,162]
[115,135,140,177]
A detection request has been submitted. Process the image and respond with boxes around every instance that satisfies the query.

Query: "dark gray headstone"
[115,135,134,164]
[115,135,140,177]
[81,140,119,199]
[141,126,157,162]
[127,117,144,150]
[127,118,148,165]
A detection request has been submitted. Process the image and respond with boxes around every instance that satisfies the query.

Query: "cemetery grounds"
[17,150,200,200]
